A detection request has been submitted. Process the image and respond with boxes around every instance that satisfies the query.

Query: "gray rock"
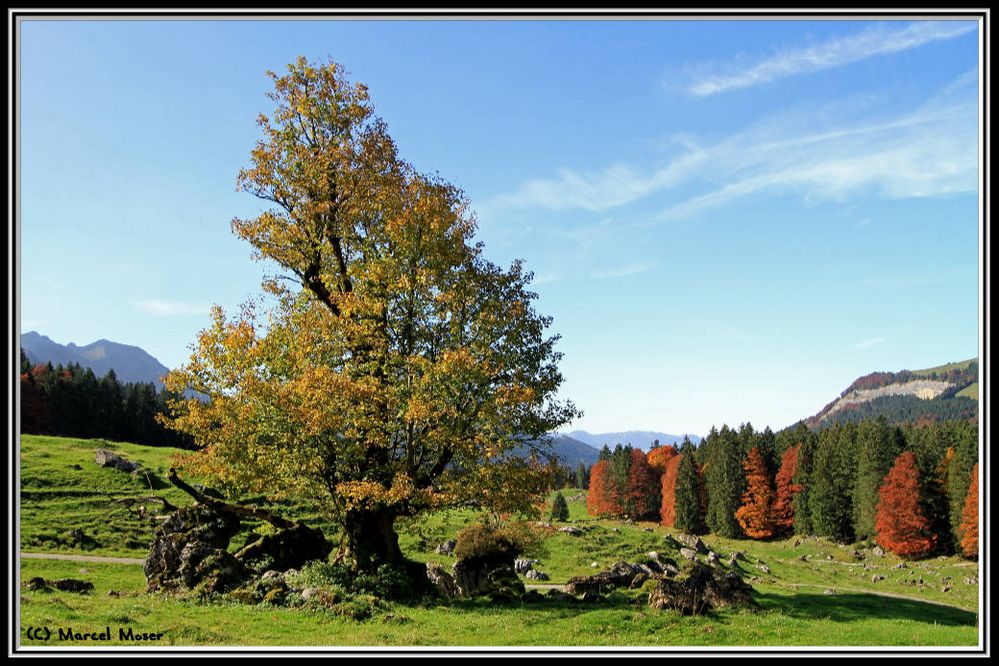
[872,546,886,557]
[590,561,600,568]
[677,534,708,554]
[426,563,460,599]
[680,547,698,561]
[525,569,549,581]
[894,562,908,569]
[95,449,140,473]
[647,551,660,561]
[964,576,978,585]
[662,563,681,577]
[300,587,320,601]
[514,558,538,574]
[757,564,770,574]
[558,526,583,536]
[260,570,285,583]
[824,589,836,595]
[707,551,719,565]
[436,539,457,556]
[871,575,885,583]
[648,564,755,616]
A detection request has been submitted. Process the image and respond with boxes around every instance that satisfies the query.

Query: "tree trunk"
[342,508,403,572]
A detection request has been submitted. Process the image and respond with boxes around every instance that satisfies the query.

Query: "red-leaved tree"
[959,463,978,559]
[587,460,620,517]
[624,447,658,520]
[735,447,776,539]
[773,445,802,535]
[647,444,676,474]
[875,451,938,558]
[660,453,683,528]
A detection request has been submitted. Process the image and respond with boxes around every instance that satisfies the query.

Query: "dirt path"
[20,552,145,565]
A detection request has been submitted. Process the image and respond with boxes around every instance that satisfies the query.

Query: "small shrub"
[453,522,538,563]
[550,492,570,522]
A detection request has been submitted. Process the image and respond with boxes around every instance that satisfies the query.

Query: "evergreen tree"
[575,462,588,490]
[674,453,706,535]
[875,451,937,558]
[598,444,612,461]
[810,423,858,542]
[550,491,570,522]
[703,425,745,538]
[945,421,978,552]
[852,416,904,541]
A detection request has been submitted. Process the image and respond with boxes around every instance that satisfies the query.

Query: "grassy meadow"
[17,435,982,649]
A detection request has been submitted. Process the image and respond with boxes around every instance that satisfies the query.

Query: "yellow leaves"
[334,473,421,512]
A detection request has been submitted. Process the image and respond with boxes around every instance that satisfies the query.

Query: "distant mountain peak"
[21,331,170,389]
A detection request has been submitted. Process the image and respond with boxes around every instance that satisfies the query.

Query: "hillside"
[807,358,979,428]
[512,434,601,468]
[21,331,170,389]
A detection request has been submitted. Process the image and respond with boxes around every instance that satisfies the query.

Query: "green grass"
[911,359,977,377]
[18,435,982,648]
[18,558,979,647]
[957,383,978,400]
[19,434,338,558]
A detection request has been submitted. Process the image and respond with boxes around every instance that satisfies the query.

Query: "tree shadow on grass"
[754,591,977,627]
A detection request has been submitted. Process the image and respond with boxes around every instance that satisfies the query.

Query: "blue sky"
[18,18,982,435]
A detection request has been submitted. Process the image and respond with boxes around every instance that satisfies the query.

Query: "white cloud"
[484,71,978,221]
[687,21,976,97]
[854,336,887,350]
[590,264,652,280]
[133,299,209,317]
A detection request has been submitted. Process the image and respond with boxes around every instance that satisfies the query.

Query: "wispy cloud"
[132,299,209,317]
[686,21,976,97]
[854,336,887,350]
[590,264,653,280]
[484,71,977,221]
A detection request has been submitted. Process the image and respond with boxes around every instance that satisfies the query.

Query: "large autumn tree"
[874,451,937,559]
[162,57,578,572]
[735,446,776,539]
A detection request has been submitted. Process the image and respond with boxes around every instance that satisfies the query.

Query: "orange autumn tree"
[959,463,979,559]
[647,444,677,474]
[773,445,802,535]
[624,447,659,520]
[587,460,620,517]
[875,451,938,558]
[161,57,578,573]
[660,453,684,528]
[735,447,776,539]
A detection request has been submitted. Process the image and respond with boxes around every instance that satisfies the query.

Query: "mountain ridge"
[20,331,170,389]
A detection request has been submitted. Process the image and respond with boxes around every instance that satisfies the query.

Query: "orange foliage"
[773,445,802,534]
[959,463,978,559]
[659,454,683,527]
[735,447,776,539]
[875,451,937,558]
[647,445,676,473]
[625,448,658,519]
[586,460,620,517]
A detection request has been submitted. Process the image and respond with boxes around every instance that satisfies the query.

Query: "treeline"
[820,394,977,427]
[586,418,979,560]
[845,361,977,393]
[19,351,194,449]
